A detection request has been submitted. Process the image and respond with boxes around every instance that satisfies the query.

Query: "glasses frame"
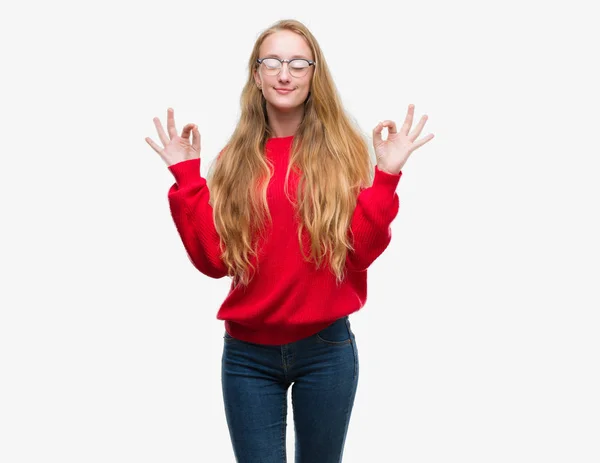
[256,57,316,77]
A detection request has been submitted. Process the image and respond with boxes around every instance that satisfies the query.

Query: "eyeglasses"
[256,57,315,78]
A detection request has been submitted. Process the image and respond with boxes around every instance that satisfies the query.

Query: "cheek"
[299,77,311,90]
[300,81,312,95]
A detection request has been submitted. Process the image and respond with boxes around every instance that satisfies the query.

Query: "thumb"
[191,125,201,153]
[373,122,383,145]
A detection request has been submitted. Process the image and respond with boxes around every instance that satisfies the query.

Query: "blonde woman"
[146,18,434,463]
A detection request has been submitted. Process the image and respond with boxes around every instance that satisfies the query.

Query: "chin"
[268,100,303,112]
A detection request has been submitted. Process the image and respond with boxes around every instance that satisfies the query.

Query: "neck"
[265,102,304,138]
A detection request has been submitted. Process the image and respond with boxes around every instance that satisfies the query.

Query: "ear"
[253,69,261,87]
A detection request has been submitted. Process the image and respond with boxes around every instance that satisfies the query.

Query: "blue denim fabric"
[221,316,359,462]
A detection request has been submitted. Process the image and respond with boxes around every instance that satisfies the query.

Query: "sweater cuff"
[168,158,202,186]
[373,165,402,192]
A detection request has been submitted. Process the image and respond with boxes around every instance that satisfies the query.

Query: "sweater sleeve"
[345,165,402,272]
[167,158,229,279]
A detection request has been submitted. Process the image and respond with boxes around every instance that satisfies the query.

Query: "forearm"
[168,159,229,278]
[345,166,402,272]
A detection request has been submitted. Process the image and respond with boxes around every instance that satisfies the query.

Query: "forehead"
[259,30,313,59]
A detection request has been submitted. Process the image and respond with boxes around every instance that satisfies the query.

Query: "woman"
[145,18,433,463]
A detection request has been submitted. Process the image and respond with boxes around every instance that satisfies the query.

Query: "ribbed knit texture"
[167,135,402,345]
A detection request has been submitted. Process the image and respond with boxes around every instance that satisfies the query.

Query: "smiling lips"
[275,88,294,94]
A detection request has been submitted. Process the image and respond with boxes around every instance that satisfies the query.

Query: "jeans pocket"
[315,316,353,345]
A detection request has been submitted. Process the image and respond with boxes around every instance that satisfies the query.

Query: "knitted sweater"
[167,135,402,345]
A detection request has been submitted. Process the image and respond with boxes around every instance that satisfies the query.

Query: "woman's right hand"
[145,107,200,167]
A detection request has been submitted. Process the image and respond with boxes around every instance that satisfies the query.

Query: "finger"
[153,117,169,147]
[191,125,201,153]
[409,115,428,141]
[167,107,178,139]
[381,120,398,134]
[372,121,384,145]
[181,123,194,141]
[412,133,435,150]
[145,137,168,165]
[401,104,415,135]
[145,136,164,155]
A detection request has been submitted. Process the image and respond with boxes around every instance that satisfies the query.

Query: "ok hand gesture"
[373,104,434,175]
[145,108,200,167]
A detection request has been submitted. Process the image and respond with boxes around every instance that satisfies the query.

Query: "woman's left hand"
[373,104,435,175]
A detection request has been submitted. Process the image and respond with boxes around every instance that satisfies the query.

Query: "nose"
[278,63,292,82]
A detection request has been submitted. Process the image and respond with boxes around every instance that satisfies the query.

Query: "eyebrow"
[264,53,311,59]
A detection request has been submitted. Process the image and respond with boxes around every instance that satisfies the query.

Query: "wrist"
[376,164,401,176]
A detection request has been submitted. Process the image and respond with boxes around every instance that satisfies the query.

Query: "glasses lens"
[289,60,310,77]
[260,58,311,77]
[262,58,281,75]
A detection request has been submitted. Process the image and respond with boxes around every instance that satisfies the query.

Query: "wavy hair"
[206,19,375,287]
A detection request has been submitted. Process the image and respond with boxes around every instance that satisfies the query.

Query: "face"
[254,29,314,112]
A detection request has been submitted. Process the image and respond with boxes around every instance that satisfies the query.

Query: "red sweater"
[167,135,402,345]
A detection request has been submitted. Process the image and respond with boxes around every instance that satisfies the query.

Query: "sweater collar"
[265,135,295,149]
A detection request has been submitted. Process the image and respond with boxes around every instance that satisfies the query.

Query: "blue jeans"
[221,315,359,463]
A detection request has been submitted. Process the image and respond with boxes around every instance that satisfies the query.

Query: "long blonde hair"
[207,19,375,287]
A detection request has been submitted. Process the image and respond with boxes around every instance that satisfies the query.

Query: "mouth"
[275,88,294,94]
